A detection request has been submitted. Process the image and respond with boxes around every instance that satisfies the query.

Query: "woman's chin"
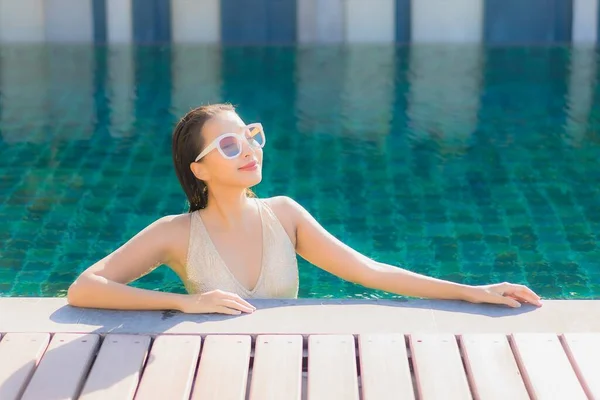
[238,172,262,187]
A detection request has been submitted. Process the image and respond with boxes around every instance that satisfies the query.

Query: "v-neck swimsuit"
[184,198,299,298]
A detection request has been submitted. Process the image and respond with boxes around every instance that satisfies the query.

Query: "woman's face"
[191,110,264,190]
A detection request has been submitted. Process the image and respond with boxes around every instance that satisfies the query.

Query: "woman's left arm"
[280,197,542,308]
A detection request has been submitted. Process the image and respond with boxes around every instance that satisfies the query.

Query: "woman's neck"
[203,187,255,229]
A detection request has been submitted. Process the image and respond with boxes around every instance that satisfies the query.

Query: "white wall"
[344,0,395,43]
[44,0,93,42]
[411,0,483,43]
[572,0,599,43]
[0,0,45,42]
[297,0,344,43]
[171,0,220,43]
[106,0,132,43]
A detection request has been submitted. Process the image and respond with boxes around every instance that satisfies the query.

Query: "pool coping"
[1,297,599,335]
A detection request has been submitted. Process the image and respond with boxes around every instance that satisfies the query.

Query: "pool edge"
[1,297,598,335]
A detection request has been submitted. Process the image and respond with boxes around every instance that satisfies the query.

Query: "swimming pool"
[1,44,599,299]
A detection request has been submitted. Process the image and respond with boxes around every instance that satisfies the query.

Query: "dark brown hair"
[172,103,255,212]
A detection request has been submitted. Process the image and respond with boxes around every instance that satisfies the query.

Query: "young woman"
[67,103,542,315]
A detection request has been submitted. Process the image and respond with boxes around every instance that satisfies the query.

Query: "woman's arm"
[67,215,255,314]
[67,215,189,310]
[279,197,542,307]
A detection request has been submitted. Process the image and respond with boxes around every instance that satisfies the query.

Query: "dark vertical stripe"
[92,0,107,43]
[555,0,573,42]
[485,0,573,44]
[221,0,296,44]
[598,1,600,43]
[93,48,109,139]
[395,0,411,43]
[133,0,171,43]
[266,0,296,43]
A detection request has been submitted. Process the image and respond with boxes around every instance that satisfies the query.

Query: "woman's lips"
[239,160,258,171]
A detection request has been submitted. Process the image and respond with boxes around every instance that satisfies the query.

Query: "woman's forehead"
[203,112,245,139]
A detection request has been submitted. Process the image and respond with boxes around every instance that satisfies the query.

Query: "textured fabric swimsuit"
[184,198,299,298]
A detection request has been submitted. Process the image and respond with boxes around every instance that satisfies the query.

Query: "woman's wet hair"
[171,103,255,212]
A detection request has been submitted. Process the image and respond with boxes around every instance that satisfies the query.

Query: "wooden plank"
[308,335,359,400]
[561,333,600,399]
[135,334,202,400]
[21,333,100,400]
[248,335,303,400]
[460,334,528,400]
[511,333,587,399]
[79,334,150,400]
[409,333,472,400]
[0,332,50,400]
[190,335,251,400]
[358,334,414,400]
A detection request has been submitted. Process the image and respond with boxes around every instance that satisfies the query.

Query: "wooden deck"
[0,331,599,399]
[1,298,600,399]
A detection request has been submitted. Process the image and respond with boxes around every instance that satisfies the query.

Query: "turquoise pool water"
[1,44,599,299]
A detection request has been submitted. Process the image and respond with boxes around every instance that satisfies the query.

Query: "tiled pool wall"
[0,0,598,45]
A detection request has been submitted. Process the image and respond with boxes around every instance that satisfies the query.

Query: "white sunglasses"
[194,123,266,161]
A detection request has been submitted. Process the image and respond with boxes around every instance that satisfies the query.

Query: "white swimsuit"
[184,198,299,298]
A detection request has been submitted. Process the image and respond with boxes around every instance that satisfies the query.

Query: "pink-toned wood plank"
[79,334,150,400]
[460,334,528,400]
[511,333,587,399]
[21,333,100,400]
[308,335,359,400]
[561,333,600,399]
[248,335,303,400]
[358,334,414,400]
[410,333,472,400]
[190,335,252,400]
[0,332,50,400]
[134,334,202,400]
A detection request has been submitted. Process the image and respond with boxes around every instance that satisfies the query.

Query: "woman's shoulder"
[261,195,309,230]
[262,195,309,218]
[151,212,194,231]
[261,195,300,217]
[142,212,193,268]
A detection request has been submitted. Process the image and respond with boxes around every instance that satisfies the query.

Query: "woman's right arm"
[67,215,255,315]
[67,215,189,311]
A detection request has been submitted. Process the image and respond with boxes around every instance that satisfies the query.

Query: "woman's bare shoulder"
[261,196,302,246]
[144,212,194,271]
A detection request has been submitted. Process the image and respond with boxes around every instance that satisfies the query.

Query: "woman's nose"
[240,136,256,156]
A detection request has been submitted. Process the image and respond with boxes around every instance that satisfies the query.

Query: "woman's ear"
[190,162,210,182]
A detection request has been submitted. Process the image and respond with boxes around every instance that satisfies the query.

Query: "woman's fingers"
[215,305,243,315]
[489,291,522,308]
[502,283,543,306]
[225,293,256,310]
[221,298,255,313]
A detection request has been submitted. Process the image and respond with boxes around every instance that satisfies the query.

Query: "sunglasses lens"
[219,136,242,158]
[247,126,265,147]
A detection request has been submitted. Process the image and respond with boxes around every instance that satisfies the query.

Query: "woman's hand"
[464,282,543,308]
[176,290,256,315]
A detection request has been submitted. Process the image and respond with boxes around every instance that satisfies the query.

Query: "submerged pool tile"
[1,45,600,298]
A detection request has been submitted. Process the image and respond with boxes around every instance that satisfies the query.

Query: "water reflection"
[407,45,483,156]
[108,46,135,138]
[0,47,49,143]
[340,46,395,143]
[171,45,222,115]
[564,45,597,147]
